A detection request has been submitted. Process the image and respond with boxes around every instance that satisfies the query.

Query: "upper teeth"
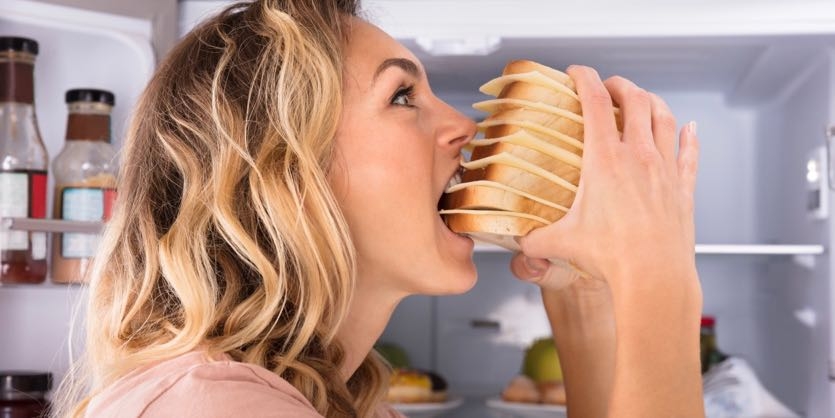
[446,169,463,190]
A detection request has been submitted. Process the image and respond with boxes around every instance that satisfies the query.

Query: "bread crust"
[474,98,584,140]
[503,60,575,90]
[441,211,547,249]
[461,157,578,210]
[443,182,567,222]
[496,81,581,114]
[479,117,583,156]
[441,60,614,242]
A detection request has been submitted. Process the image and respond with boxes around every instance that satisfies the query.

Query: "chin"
[422,258,479,296]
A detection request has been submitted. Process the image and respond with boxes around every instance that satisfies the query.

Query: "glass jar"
[51,89,118,284]
[0,371,52,418]
[0,37,49,285]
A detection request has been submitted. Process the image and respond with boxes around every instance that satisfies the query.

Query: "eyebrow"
[372,58,421,84]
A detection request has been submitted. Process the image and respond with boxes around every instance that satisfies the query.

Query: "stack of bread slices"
[440,60,621,251]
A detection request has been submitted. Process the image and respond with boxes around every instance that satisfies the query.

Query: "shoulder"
[85,351,323,418]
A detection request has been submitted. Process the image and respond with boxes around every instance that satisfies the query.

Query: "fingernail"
[688,121,698,135]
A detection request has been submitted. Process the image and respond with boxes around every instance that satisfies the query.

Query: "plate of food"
[487,337,567,418]
[391,397,464,418]
[387,368,461,418]
[376,342,462,418]
[486,397,566,418]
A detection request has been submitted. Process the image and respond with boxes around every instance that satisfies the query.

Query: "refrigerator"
[2,0,835,417]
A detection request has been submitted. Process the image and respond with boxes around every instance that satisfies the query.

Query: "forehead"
[343,18,421,86]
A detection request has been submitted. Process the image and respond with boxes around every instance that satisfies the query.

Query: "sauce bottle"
[0,37,48,285]
[700,315,729,374]
[51,89,117,284]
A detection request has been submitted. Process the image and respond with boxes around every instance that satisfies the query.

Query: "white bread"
[478,112,584,155]
[493,59,623,128]
[461,144,579,210]
[503,60,575,91]
[443,181,567,221]
[469,129,582,170]
[440,210,548,251]
[442,60,610,247]
[480,74,580,114]
[473,98,584,140]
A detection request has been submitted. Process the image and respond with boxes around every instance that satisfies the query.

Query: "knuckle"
[586,89,613,107]
[629,87,652,108]
[656,112,678,133]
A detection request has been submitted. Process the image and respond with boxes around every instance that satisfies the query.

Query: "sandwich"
[440,60,621,252]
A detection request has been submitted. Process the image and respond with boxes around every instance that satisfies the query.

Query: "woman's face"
[329,18,477,296]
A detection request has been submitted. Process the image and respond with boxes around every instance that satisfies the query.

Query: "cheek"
[333,119,434,233]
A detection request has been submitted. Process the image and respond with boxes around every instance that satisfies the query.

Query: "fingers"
[649,93,678,163]
[677,121,700,199]
[604,76,652,149]
[567,66,619,153]
[510,252,550,280]
[510,252,583,290]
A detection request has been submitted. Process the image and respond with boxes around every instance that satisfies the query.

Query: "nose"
[435,99,476,154]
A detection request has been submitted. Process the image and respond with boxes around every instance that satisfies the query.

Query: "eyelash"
[390,85,416,107]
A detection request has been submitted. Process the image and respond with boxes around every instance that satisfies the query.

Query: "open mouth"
[437,166,464,213]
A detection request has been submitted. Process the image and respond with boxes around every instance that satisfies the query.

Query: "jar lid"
[0,371,52,394]
[66,88,115,106]
[0,37,39,55]
[701,316,716,327]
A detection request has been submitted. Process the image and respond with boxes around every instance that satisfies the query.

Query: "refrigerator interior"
[1,1,833,417]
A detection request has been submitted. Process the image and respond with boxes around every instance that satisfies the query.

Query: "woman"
[55,0,704,417]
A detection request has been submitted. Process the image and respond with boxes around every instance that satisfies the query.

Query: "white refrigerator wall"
[752,53,834,417]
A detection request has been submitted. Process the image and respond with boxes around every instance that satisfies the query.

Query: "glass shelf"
[474,242,825,256]
[1,218,102,234]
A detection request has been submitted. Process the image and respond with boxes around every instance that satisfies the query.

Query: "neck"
[336,269,406,380]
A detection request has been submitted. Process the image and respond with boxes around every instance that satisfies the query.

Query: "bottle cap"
[66,88,115,106]
[0,371,52,396]
[701,316,716,327]
[0,37,39,55]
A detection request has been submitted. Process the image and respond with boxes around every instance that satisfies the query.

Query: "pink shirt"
[85,351,404,418]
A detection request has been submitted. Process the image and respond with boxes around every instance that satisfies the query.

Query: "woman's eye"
[391,86,415,107]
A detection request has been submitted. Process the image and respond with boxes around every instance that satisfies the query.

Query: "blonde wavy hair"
[54,1,389,416]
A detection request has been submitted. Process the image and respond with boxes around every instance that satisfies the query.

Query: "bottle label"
[0,171,46,252]
[60,187,115,259]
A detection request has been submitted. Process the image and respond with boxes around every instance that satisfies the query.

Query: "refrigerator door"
[0,0,176,385]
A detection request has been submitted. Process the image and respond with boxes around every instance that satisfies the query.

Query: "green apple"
[375,342,411,369]
[522,337,563,382]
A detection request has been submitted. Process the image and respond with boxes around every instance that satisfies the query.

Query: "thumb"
[517,218,575,262]
[510,252,550,281]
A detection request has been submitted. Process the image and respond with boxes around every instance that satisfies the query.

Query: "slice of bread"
[443,181,567,222]
[486,81,582,116]
[463,150,579,193]
[479,114,583,156]
[480,72,579,104]
[440,209,550,250]
[474,98,584,140]
[469,129,581,170]
[461,160,577,210]
[503,60,575,91]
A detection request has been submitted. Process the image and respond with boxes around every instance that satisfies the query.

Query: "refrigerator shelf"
[474,242,825,256]
[1,218,103,234]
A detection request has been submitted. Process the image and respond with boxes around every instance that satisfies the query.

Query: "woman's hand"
[518,66,700,295]
[512,66,705,417]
